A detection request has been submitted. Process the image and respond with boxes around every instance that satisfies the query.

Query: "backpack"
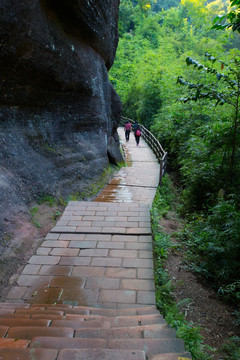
[125,123,131,131]
[136,129,141,136]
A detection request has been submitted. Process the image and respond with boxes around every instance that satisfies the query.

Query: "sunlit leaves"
[212,0,240,32]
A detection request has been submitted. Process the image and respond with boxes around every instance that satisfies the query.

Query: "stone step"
[74,324,176,339]
[65,314,166,327]
[0,348,146,360]
[151,354,192,360]
[30,336,107,349]
[0,348,58,360]
[108,338,186,358]
[29,304,159,316]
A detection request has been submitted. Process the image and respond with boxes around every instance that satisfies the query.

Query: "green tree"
[177,51,240,189]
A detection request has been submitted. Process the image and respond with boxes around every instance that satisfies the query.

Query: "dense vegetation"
[111,0,240,310]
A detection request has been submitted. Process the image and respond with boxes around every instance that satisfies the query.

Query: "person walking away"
[125,121,132,141]
[133,121,141,145]
[135,128,141,146]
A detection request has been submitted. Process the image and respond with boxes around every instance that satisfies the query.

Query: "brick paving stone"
[31,314,63,320]
[97,241,124,249]
[121,279,155,291]
[0,338,30,348]
[36,247,52,255]
[139,251,153,259]
[139,236,152,243]
[85,278,120,290]
[59,234,86,241]
[96,211,117,217]
[0,348,58,360]
[105,268,137,279]
[17,275,53,287]
[69,221,92,227]
[73,211,96,216]
[39,265,72,276]
[50,248,79,256]
[101,227,126,234]
[125,243,152,250]
[126,228,151,235]
[0,319,50,327]
[45,233,60,240]
[22,265,41,275]
[50,276,85,289]
[105,216,128,221]
[137,291,156,305]
[28,255,61,265]
[82,216,105,221]
[61,289,99,304]
[112,235,139,243]
[99,290,136,304]
[79,249,108,257]
[7,326,74,340]
[72,266,105,278]
[6,286,28,300]
[69,241,97,248]
[91,257,122,267]
[51,319,84,329]
[138,268,154,279]
[59,257,91,266]
[92,221,115,227]
[123,259,153,269]
[85,234,112,241]
[109,250,138,258]
[76,226,102,233]
[42,241,69,248]
[51,226,77,232]
[0,303,29,308]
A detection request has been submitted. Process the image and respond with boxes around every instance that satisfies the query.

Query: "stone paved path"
[0,127,192,359]
[6,128,159,307]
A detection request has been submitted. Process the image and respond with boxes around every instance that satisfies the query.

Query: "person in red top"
[124,121,132,142]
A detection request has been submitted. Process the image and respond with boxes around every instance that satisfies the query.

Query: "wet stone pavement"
[7,128,160,307]
[0,127,192,360]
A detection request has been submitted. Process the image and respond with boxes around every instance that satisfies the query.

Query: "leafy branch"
[212,0,240,32]
[177,53,240,107]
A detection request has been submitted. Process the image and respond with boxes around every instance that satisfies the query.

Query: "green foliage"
[151,178,212,360]
[114,0,240,320]
[30,206,39,217]
[180,197,240,304]
[30,206,41,228]
[220,337,240,360]
[37,195,56,207]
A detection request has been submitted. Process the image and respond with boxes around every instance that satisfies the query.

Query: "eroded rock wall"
[0,0,122,237]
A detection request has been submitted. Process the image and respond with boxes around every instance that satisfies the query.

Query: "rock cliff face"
[0,0,122,237]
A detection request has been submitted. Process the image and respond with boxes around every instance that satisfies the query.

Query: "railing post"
[159,160,163,186]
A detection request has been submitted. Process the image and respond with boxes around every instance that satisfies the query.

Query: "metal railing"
[120,116,167,186]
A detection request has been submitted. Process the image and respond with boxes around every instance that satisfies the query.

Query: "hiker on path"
[124,121,132,142]
[133,121,141,146]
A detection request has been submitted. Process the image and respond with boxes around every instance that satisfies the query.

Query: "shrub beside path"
[0,128,191,359]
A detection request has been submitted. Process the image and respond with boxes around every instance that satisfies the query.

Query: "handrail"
[120,116,167,186]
